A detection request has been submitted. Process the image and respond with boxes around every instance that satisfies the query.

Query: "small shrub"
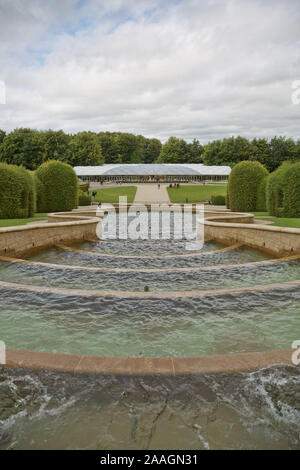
[79,182,90,192]
[78,193,92,206]
[276,207,284,217]
[228,161,268,212]
[211,195,226,205]
[36,160,78,212]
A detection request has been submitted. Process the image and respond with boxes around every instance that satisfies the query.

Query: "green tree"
[136,135,148,162]
[0,128,45,170]
[70,131,103,166]
[202,139,224,166]
[267,136,296,172]
[250,138,270,166]
[145,138,162,163]
[221,136,253,166]
[136,135,162,163]
[98,132,119,163]
[0,130,6,146]
[157,136,189,163]
[295,140,300,160]
[203,136,252,167]
[43,130,72,163]
[187,139,204,163]
[115,132,142,163]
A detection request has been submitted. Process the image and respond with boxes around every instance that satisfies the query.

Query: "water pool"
[1,212,299,450]
[0,288,299,356]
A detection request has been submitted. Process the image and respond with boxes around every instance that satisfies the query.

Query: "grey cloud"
[0,0,300,142]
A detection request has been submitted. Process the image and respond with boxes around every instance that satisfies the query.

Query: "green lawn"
[254,215,300,229]
[0,213,48,227]
[167,184,227,203]
[89,186,137,204]
[251,212,269,217]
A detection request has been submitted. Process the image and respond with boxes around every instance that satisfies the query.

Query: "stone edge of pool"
[1,252,300,273]
[0,206,299,257]
[0,278,300,298]
[2,348,297,375]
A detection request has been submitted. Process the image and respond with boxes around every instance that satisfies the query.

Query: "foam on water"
[0,366,299,450]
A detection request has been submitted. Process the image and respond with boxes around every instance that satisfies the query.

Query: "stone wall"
[0,215,100,257]
[204,215,300,256]
[1,208,299,258]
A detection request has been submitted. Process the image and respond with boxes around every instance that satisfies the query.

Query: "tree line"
[0,128,299,172]
[0,129,163,170]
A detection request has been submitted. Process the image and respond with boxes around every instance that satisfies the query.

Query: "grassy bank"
[0,213,48,227]
[89,186,137,204]
[167,184,227,203]
[251,212,300,229]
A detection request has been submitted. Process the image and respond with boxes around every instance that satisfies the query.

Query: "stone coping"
[0,278,300,299]
[205,214,300,235]
[72,205,234,217]
[2,348,296,375]
[56,242,243,259]
[0,213,100,234]
[0,253,299,273]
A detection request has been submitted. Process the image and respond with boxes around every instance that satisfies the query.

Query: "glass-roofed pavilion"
[74,164,231,183]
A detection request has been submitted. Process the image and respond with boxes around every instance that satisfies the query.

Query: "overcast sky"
[0,0,300,142]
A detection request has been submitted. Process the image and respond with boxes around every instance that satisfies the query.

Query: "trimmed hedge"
[228,161,269,212]
[32,172,46,213]
[256,175,268,211]
[211,194,226,205]
[266,162,292,216]
[0,163,35,218]
[226,185,230,209]
[282,162,300,217]
[36,160,78,212]
[78,193,92,206]
[18,167,35,217]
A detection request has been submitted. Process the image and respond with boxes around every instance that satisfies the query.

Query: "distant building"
[74,163,231,183]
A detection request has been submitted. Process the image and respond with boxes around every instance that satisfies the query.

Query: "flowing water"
[0,212,299,449]
[0,288,299,356]
[0,366,299,450]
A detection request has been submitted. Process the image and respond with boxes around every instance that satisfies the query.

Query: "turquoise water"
[0,288,299,356]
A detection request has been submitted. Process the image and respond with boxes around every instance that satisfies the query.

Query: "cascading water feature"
[0,211,299,449]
